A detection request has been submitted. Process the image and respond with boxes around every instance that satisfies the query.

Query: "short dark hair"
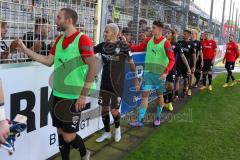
[229,33,234,37]
[184,29,191,34]
[0,19,7,28]
[139,19,147,25]
[60,8,78,26]
[122,27,131,36]
[163,25,170,31]
[35,18,49,31]
[153,20,164,28]
[204,31,211,34]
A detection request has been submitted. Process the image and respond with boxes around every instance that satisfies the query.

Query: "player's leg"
[194,59,202,87]
[182,69,189,97]
[129,72,152,127]
[154,93,164,127]
[175,76,180,99]
[228,62,236,86]
[57,128,70,160]
[223,62,231,87]
[164,80,174,111]
[187,63,194,96]
[51,96,70,160]
[61,115,90,160]
[110,96,121,142]
[129,91,150,127]
[200,60,208,90]
[175,67,182,99]
[96,91,112,143]
[153,75,166,127]
[207,61,213,91]
[62,131,90,160]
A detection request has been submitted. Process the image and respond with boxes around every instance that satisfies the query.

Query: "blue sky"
[194,0,240,23]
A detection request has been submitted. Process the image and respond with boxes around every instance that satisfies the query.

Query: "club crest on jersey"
[72,116,80,124]
[188,45,191,48]
[115,47,120,54]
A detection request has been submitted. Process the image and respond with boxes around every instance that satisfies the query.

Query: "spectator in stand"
[22,17,51,57]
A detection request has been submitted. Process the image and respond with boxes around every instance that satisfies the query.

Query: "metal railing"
[0,0,225,64]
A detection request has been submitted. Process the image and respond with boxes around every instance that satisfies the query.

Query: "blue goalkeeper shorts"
[141,72,166,93]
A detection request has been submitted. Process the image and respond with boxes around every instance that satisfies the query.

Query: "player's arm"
[16,39,54,66]
[127,57,140,90]
[80,56,96,97]
[121,36,150,53]
[234,43,239,60]
[163,40,175,79]
[212,41,217,64]
[0,79,9,143]
[223,45,227,64]
[181,54,191,75]
[192,46,197,72]
[212,49,217,64]
[200,49,204,67]
[75,35,96,111]
[75,56,96,111]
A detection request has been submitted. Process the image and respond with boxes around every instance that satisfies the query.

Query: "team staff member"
[22,17,51,56]
[127,21,175,127]
[200,31,217,91]
[222,34,239,87]
[16,8,95,160]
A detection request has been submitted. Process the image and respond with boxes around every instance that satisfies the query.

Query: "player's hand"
[120,36,128,44]
[16,39,27,52]
[0,120,10,143]
[134,82,141,91]
[50,39,55,47]
[132,77,140,91]
[75,96,86,112]
[211,59,215,65]
[187,68,191,75]
[160,73,167,80]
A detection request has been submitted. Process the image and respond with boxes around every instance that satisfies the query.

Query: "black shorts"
[225,61,235,70]
[166,69,175,83]
[176,66,188,78]
[202,60,213,72]
[98,90,120,109]
[51,96,81,133]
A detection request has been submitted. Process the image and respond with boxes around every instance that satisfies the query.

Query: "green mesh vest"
[53,32,96,99]
[145,37,169,74]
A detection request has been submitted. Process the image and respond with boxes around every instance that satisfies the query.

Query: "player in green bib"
[16,8,94,160]
[127,21,175,127]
